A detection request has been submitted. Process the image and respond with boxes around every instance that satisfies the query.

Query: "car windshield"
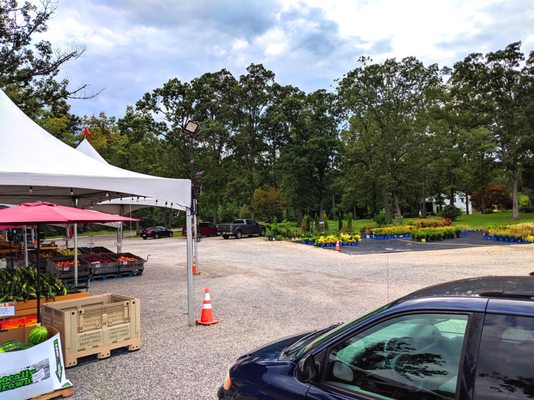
[295,302,394,359]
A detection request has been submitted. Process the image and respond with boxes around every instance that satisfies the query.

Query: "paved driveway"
[65,235,534,399]
[333,232,513,254]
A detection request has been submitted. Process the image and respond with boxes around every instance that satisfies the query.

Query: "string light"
[70,188,74,196]
[29,186,33,193]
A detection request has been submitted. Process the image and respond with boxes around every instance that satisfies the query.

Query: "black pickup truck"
[217,219,266,239]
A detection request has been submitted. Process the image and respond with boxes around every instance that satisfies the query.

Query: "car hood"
[244,332,311,362]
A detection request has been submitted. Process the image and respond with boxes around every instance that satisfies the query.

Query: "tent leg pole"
[193,212,198,274]
[186,207,194,326]
[23,225,28,267]
[74,223,78,286]
[36,225,41,323]
[117,224,123,253]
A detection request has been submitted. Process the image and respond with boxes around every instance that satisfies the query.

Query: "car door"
[472,300,534,399]
[305,312,471,400]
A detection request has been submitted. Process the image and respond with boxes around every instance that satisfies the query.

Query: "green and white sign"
[0,327,71,400]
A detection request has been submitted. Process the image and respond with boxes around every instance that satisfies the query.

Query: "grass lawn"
[454,211,534,229]
[287,211,534,234]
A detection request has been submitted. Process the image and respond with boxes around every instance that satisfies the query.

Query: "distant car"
[181,222,219,238]
[140,226,173,239]
[218,275,534,399]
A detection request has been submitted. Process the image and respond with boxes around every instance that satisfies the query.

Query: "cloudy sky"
[39,0,534,117]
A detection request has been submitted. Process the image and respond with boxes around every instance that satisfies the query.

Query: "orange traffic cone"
[192,255,198,275]
[335,240,340,251]
[197,288,219,325]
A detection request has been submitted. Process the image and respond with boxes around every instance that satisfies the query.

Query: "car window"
[232,219,242,224]
[323,313,468,400]
[474,314,534,399]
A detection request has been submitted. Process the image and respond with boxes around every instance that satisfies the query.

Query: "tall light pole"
[184,120,199,326]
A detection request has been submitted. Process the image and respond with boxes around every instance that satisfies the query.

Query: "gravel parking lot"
[66,235,534,399]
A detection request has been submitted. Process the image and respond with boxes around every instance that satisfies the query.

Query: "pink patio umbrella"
[0,202,139,321]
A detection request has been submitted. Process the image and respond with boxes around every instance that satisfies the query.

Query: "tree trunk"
[393,192,403,225]
[332,195,335,219]
[382,186,391,224]
[371,184,378,217]
[421,184,426,218]
[512,173,520,220]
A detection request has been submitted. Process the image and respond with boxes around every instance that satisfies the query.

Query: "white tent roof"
[76,138,108,164]
[0,89,191,209]
[75,139,184,212]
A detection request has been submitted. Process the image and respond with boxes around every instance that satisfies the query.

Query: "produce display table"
[0,292,91,330]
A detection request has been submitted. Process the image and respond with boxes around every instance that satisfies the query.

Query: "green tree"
[346,212,353,230]
[251,186,288,222]
[0,0,86,136]
[279,90,339,219]
[338,57,442,224]
[450,42,534,220]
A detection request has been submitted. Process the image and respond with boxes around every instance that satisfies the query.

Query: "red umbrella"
[0,202,139,322]
[0,201,138,225]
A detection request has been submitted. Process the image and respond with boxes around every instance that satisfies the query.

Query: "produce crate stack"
[80,253,118,276]
[79,246,113,255]
[110,252,145,276]
[41,293,141,367]
[46,256,90,280]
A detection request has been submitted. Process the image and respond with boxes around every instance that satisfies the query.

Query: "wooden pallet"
[32,385,74,400]
[65,338,141,367]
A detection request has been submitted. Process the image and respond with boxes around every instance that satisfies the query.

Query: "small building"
[424,192,472,215]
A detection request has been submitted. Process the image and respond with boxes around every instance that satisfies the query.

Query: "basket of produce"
[79,246,113,255]
[109,252,145,275]
[80,253,118,276]
[46,256,90,279]
[55,248,82,257]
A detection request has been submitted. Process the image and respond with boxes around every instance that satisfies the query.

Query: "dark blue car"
[218,275,534,399]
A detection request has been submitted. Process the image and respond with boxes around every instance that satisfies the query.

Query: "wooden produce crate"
[41,294,141,367]
[4,292,90,319]
[46,257,90,280]
[109,253,145,275]
[80,254,118,276]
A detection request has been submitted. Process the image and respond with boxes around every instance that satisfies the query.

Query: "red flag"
[83,127,92,141]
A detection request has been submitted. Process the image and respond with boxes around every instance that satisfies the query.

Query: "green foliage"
[301,214,310,232]
[373,211,386,226]
[411,226,467,242]
[322,212,329,231]
[252,186,289,222]
[412,218,452,228]
[266,221,296,240]
[338,215,343,231]
[346,212,353,230]
[314,213,320,231]
[440,205,462,221]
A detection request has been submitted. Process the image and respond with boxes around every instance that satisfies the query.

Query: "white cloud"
[32,0,534,116]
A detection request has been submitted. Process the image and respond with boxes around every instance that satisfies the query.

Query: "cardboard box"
[0,326,72,400]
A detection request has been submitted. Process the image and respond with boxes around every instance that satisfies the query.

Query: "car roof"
[402,275,534,301]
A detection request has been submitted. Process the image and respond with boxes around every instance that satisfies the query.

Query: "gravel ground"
[64,235,534,399]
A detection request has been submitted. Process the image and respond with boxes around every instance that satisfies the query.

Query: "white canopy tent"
[76,138,185,213]
[75,138,186,254]
[0,89,196,325]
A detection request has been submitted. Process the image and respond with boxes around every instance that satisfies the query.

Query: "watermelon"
[27,325,48,345]
[0,339,27,352]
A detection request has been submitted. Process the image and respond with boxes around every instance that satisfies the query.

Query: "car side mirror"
[297,355,319,382]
